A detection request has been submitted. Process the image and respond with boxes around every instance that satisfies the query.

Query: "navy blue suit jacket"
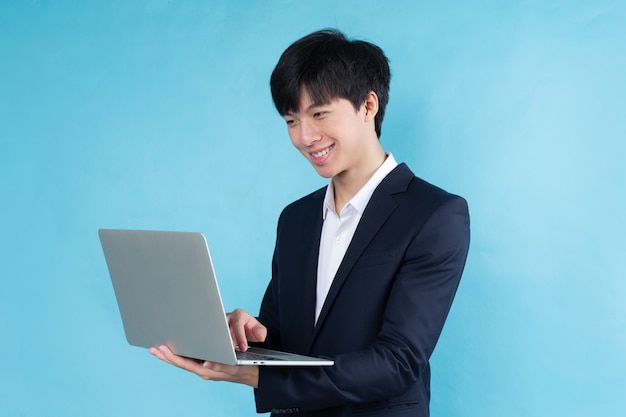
[254,163,470,417]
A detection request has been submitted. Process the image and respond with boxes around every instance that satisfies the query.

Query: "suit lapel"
[299,210,323,350]
[311,163,414,339]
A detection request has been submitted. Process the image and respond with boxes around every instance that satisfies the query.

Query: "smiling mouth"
[310,144,334,158]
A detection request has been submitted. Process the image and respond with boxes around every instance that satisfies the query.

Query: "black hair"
[270,29,391,138]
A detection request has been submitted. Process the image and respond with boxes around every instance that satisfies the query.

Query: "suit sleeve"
[255,195,470,413]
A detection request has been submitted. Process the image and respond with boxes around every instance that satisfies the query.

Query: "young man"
[150,29,470,417]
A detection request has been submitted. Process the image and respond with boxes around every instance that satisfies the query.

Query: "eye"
[285,118,297,127]
[313,111,327,118]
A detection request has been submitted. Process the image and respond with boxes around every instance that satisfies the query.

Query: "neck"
[332,147,387,214]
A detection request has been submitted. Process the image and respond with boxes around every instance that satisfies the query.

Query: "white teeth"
[312,145,333,158]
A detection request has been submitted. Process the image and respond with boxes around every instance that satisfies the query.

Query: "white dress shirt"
[315,153,398,322]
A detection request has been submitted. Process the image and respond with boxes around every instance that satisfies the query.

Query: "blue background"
[1,1,625,416]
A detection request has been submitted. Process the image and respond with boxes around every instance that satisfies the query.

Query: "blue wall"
[1,1,624,416]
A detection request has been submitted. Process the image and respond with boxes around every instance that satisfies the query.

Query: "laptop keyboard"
[236,350,285,361]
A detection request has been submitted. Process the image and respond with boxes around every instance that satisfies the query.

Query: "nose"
[299,119,322,147]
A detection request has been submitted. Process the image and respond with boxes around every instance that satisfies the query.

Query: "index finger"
[227,309,267,352]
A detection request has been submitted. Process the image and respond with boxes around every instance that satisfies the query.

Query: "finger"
[150,345,179,365]
[228,310,267,350]
[228,326,239,350]
[149,345,170,362]
[229,309,252,351]
[232,322,250,351]
[249,322,267,343]
[150,346,198,370]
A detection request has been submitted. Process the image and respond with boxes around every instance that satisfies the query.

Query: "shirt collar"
[322,153,398,219]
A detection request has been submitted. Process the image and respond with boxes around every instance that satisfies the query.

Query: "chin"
[312,166,335,179]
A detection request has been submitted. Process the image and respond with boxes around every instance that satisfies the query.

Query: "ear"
[362,91,379,122]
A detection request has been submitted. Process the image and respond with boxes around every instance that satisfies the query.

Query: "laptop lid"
[98,229,333,366]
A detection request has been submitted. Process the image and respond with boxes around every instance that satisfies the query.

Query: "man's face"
[283,92,373,179]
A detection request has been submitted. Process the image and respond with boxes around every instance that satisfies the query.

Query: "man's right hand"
[226,308,267,352]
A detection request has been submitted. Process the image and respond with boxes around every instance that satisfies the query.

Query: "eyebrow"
[284,102,327,117]
[307,102,328,111]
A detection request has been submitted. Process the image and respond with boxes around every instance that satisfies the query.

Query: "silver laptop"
[98,229,333,366]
